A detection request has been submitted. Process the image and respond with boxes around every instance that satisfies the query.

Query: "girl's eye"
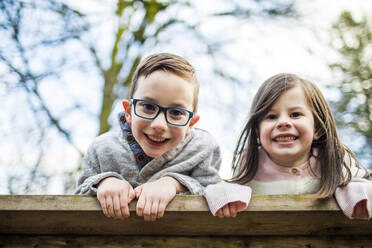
[290,112,301,118]
[266,114,277,120]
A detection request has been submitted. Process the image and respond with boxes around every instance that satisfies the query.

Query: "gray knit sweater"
[75,116,222,195]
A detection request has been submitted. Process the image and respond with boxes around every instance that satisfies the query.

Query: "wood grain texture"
[0,194,339,211]
[1,235,372,248]
[0,195,371,236]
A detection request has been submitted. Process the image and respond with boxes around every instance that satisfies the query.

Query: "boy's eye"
[139,102,157,112]
[168,109,186,118]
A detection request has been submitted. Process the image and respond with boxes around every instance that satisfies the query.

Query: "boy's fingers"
[136,195,145,217]
[157,201,167,219]
[222,205,231,218]
[134,186,143,199]
[99,197,109,218]
[113,196,123,219]
[106,196,115,218]
[128,187,136,202]
[143,199,152,221]
[119,194,130,218]
[229,203,237,218]
[150,201,159,221]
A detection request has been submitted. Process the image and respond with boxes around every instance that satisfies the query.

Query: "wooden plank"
[1,235,372,248]
[0,195,371,236]
[0,194,339,211]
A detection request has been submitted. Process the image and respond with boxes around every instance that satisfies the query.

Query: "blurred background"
[0,0,371,194]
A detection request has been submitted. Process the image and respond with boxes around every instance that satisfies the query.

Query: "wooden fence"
[0,195,371,247]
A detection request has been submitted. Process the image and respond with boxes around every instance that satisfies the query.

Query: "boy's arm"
[75,144,125,195]
[75,143,137,220]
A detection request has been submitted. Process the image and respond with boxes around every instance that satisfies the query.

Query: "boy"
[75,53,221,221]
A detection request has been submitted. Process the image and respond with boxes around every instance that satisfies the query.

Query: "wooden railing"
[0,195,371,247]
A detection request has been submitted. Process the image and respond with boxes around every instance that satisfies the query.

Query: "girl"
[204,73,372,219]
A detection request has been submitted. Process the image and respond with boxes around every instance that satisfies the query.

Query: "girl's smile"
[273,134,297,144]
[259,86,317,167]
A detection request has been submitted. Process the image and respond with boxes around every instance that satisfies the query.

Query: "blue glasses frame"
[131,99,194,126]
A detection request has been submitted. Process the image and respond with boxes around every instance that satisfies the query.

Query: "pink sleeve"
[204,182,252,216]
[335,178,372,219]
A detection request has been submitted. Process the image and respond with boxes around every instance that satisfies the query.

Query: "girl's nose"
[151,112,168,131]
[276,117,292,129]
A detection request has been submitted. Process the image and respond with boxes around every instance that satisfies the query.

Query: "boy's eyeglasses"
[130,99,194,126]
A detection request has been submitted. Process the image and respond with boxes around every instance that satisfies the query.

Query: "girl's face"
[258,86,317,167]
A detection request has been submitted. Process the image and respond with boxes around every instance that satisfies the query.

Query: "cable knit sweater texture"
[75,113,222,195]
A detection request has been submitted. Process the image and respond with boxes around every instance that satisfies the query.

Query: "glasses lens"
[135,100,159,118]
[166,108,190,125]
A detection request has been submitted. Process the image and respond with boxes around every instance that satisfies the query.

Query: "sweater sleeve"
[74,144,124,195]
[335,178,372,219]
[162,142,222,195]
[204,182,252,215]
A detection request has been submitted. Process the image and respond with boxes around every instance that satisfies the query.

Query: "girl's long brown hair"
[231,73,364,198]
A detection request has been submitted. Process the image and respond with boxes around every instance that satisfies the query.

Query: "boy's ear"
[186,114,200,135]
[189,114,200,128]
[122,100,132,125]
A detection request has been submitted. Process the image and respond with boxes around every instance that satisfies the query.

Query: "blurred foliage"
[94,0,297,136]
[330,11,372,165]
[0,0,87,193]
[0,0,296,194]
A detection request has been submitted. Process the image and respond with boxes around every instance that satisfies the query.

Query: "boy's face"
[124,70,199,158]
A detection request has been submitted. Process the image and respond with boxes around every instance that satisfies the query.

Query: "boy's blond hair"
[130,53,200,112]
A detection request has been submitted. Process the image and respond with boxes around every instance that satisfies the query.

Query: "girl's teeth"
[276,136,295,142]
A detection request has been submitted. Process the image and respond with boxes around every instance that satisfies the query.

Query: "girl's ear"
[122,100,132,126]
[313,129,320,140]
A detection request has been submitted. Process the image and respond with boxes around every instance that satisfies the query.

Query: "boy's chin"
[142,147,167,158]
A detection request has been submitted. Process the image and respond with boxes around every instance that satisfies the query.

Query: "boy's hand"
[97,177,135,219]
[134,176,185,221]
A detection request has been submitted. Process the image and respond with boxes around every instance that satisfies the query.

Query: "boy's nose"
[151,112,168,131]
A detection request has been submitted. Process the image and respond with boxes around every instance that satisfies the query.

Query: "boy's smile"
[258,86,317,167]
[124,70,199,158]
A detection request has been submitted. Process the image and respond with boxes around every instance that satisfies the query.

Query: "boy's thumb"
[128,188,136,201]
[134,186,143,199]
